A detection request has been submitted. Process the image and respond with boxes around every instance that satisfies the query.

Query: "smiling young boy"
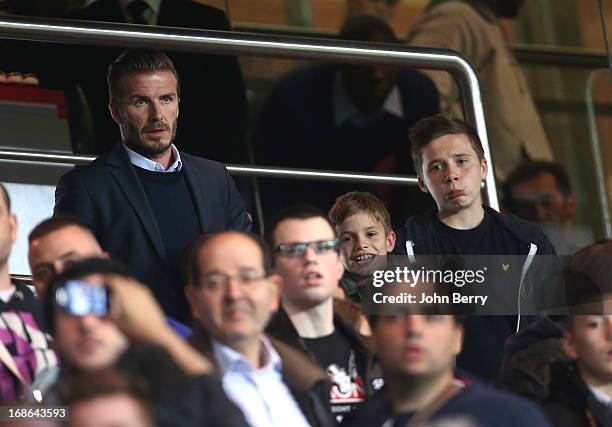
[394,114,556,381]
[329,192,396,304]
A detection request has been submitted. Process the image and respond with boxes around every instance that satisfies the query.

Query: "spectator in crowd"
[543,300,612,426]
[63,0,248,165]
[503,161,592,254]
[264,205,382,422]
[54,49,251,321]
[28,217,107,296]
[407,0,554,180]
[185,231,334,427]
[253,15,438,224]
[0,184,58,403]
[64,368,155,427]
[394,114,557,381]
[500,239,612,407]
[45,258,248,427]
[329,191,396,304]
[344,309,553,426]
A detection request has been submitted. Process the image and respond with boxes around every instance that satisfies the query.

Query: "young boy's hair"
[409,114,485,176]
[328,191,392,235]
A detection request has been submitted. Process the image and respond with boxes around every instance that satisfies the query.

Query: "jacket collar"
[106,143,166,259]
[188,324,328,393]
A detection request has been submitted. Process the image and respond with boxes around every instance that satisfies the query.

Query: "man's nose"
[149,101,163,120]
[403,315,424,337]
[223,277,245,300]
[445,164,459,182]
[78,314,99,333]
[300,245,318,259]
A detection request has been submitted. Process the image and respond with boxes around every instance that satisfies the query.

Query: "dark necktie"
[126,0,149,25]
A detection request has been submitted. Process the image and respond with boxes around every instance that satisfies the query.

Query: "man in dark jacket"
[263,205,383,422]
[343,311,552,427]
[393,114,558,381]
[186,231,335,427]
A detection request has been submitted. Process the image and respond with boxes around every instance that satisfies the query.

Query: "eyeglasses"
[273,239,339,258]
[198,271,267,292]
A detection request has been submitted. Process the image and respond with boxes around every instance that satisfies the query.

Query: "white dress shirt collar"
[122,143,182,172]
[212,336,282,374]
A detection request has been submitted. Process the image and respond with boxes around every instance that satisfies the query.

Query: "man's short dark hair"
[29,216,92,243]
[264,204,335,250]
[409,114,485,176]
[0,183,10,213]
[503,161,572,210]
[107,49,180,102]
[188,232,273,287]
[44,258,133,334]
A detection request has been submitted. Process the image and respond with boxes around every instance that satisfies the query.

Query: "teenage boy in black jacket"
[394,115,557,381]
[264,206,382,423]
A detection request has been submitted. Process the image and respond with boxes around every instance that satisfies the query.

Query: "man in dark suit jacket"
[54,49,251,321]
[65,0,248,165]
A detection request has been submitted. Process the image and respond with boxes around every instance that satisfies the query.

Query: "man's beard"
[124,120,178,159]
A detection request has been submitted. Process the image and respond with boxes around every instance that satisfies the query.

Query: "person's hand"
[105,274,212,375]
[105,274,173,345]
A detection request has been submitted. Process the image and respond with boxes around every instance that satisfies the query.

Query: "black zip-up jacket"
[393,207,560,381]
[394,207,560,319]
[266,307,383,396]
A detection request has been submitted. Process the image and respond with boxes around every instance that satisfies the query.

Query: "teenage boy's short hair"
[264,204,334,248]
[409,114,485,175]
[328,192,393,234]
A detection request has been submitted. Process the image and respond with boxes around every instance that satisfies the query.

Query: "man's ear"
[480,158,488,180]
[453,323,464,356]
[9,213,17,244]
[184,284,200,321]
[417,175,429,194]
[386,230,396,252]
[565,194,577,219]
[561,331,578,359]
[109,100,122,125]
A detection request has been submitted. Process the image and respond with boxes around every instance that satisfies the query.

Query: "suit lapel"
[181,153,208,232]
[106,144,166,258]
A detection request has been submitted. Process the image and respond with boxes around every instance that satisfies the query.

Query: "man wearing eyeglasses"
[264,205,382,423]
[185,231,335,427]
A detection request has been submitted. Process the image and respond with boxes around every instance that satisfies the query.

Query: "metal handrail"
[586,69,612,237]
[0,15,497,209]
[0,148,418,185]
